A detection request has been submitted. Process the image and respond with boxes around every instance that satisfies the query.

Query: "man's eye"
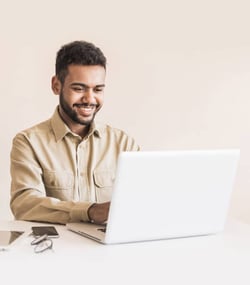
[72,87,84,92]
[95,88,104,93]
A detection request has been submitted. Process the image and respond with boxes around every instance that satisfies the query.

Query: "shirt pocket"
[93,170,115,202]
[43,169,74,200]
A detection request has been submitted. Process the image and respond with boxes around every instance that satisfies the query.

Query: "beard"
[59,92,100,126]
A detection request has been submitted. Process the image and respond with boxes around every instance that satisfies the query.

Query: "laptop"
[67,149,240,244]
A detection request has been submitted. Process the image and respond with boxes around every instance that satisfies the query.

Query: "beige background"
[1,0,250,222]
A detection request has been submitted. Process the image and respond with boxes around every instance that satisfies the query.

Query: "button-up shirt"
[10,107,140,224]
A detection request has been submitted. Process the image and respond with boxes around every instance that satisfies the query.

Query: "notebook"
[0,230,25,250]
[66,149,240,244]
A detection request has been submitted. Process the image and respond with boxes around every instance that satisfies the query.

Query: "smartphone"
[31,226,59,238]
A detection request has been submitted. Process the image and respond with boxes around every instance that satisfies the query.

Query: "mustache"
[73,103,98,108]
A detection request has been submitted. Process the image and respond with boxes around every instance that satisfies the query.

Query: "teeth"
[78,105,95,110]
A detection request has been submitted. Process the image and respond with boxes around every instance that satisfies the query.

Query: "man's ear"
[51,76,62,95]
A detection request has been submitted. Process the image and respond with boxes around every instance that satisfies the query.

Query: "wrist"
[87,203,96,223]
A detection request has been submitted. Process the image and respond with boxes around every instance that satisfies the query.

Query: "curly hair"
[55,40,107,83]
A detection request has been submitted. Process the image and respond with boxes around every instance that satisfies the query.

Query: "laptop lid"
[67,149,240,244]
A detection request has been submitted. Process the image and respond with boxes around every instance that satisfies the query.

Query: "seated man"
[10,40,139,225]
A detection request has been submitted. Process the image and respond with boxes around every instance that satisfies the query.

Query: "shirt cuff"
[69,202,94,222]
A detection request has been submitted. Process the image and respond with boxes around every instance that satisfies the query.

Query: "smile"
[74,103,97,110]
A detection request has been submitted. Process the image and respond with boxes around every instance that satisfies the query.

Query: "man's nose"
[82,88,95,101]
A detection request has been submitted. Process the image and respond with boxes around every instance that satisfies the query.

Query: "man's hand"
[87,202,110,224]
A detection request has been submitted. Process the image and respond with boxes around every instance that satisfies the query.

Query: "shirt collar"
[51,106,102,141]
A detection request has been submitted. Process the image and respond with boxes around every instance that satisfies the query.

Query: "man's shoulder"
[96,122,130,137]
[13,118,52,140]
[95,121,140,151]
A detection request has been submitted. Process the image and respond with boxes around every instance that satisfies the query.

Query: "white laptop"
[67,149,240,244]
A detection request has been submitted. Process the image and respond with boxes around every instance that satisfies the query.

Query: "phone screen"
[31,226,59,238]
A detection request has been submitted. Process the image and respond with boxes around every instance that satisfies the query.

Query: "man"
[10,41,139,225]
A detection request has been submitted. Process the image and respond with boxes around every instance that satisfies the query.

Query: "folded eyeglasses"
[31,234,54,253]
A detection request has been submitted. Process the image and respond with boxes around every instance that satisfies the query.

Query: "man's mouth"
[73,103,99,117]
[74,103,97,110]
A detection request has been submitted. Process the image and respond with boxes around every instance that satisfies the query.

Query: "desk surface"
[1,218,250,285]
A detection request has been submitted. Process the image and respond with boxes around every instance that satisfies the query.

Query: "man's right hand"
[87,202,110,224]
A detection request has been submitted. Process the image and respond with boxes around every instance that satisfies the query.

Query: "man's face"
[55,65,106,126]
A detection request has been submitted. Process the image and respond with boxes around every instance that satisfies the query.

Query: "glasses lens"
[34,239,53,253]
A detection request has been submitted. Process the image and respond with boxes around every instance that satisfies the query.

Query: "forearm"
[10,189,93,224]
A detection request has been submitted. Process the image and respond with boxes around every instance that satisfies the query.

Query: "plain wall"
[1,0,250,223]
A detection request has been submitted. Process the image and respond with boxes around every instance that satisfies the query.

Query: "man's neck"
[70,124,90,138]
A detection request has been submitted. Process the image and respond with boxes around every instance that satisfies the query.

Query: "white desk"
[1,218,250,285]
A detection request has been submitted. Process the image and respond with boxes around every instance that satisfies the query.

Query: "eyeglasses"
[31,234,54,253]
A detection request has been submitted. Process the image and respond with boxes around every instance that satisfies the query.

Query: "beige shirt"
[10,107,140,224]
